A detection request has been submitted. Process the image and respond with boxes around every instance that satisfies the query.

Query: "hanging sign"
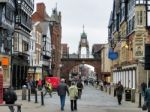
[108,48,118,60]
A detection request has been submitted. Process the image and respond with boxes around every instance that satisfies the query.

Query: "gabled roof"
[92,44,103,53]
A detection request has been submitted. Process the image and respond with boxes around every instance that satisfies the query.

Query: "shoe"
[74,109,77,111]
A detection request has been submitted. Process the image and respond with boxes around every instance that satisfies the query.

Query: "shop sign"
[2,57,9,69]
[133,37,144,58]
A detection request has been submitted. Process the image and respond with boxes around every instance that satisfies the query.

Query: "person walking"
[116,81,124,105]
[37,79,43,91]
[77,80,83,99]
[141,82,147,96]
[144,86,150,112]
[69,82,78,111]
[57,78,69,111]
[44,82,52,97]
[3,86,17,112]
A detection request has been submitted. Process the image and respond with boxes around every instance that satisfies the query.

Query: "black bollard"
[35,89,38,103]
[41,91,44,105]
[109,87,111,95]
[138,92,141,108]
[28,89,30,102]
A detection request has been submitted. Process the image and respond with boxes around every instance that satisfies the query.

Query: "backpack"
[4,90,17,103]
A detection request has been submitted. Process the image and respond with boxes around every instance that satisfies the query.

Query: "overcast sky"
[34,0,113,54]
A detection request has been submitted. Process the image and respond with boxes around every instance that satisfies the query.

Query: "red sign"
[45,77,60,89]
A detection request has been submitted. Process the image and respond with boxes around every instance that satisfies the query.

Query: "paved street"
[0,85,143,112]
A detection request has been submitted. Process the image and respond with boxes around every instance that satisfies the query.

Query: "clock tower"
[78,26,89,58]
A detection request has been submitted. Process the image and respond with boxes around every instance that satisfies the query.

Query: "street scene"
[1,0,150,112]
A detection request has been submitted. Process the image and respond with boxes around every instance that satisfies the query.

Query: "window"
[5,5,14,22]
[137,11,144,25]
[23,41,28,51]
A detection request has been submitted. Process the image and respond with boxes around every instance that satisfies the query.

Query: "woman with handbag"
[69,81,78,111]
[144,86,150,112]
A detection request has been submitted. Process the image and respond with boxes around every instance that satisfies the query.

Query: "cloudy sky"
[34,0,113,54]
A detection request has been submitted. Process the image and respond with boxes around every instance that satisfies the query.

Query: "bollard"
[35,89,38,103]
[41,91,44,105]
[138,92,141,108]
[28,89,31,102]
[109,87,111,95]
[22,85,27,100]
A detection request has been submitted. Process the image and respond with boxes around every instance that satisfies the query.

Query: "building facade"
[12,0,34,89]
[0,0,15,88]
[29,22,43,81]
[108,0,150,94]
[100,44,111,83]
[32,3,52,79]
[50,8,62,77]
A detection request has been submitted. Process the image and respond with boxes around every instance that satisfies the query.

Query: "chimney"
[36,3,45,17]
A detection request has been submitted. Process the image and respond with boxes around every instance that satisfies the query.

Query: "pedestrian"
[116,81,124,105]
[57,78,69,111]
[37,79,42,91]
[69,81,78,111]
[144,86,150,112]
[77,80,83,99]
[44,82,52,97]
[3,86,17,112]
[141,82,147,96]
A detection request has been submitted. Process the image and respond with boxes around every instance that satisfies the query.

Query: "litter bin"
[22,85,27,100]
[125,89,131,101]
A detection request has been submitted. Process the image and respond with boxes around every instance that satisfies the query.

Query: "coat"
[69,85,78,100]
[145,88,150,109]
[3,88,17,104]
[57,82,69,96]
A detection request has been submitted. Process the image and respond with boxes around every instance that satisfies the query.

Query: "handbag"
[142,102,147,111]
[74,95,78,100]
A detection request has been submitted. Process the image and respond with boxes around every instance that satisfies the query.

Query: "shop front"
[28,67,42,81]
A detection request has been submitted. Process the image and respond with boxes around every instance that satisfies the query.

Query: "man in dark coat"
[57,78,69,111]
[3,87,17,112]
[77,80,83,99]
[144,86,150,112]
[116,81,124,105]
[141,82,147,96]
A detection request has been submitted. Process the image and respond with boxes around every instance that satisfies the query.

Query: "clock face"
[82,39,86,43]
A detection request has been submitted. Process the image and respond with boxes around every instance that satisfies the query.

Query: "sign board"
[45,77,60,89]
[133,37,144,58]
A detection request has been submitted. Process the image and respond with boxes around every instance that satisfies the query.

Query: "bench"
[0,103,22,112]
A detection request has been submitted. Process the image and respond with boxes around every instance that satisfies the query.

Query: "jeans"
[44,90,52,97]
[60,95,66,110]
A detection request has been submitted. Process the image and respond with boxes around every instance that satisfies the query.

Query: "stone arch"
[60,58,101,81]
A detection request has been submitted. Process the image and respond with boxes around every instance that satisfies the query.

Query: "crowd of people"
[5,76,150,112]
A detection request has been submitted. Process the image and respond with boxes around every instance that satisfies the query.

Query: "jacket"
[3,88,17,104]
[145,88,150,103]
[57,82,69,96]
[69,85,78,100]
